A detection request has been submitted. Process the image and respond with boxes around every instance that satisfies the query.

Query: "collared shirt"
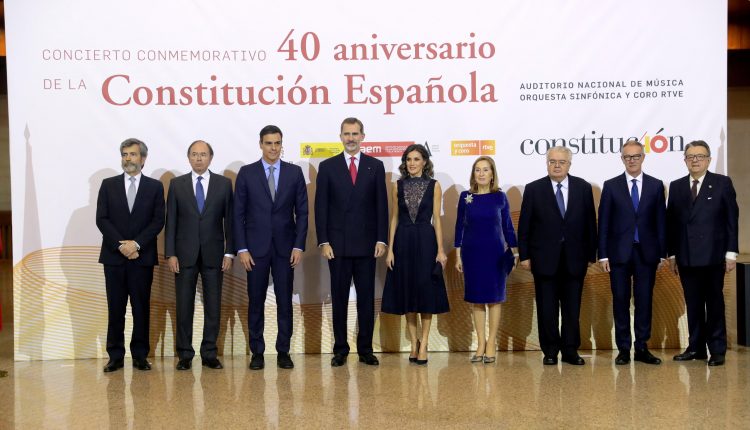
[124,172,142,194]
[627,172,643,201]
[192,170,210,196]
[549,176,569,210]
[344,151,360,171]
[689,172,706,196]
[261,158,281,187]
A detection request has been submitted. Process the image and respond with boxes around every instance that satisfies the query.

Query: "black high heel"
[409,340,420,363]
[416,340,428,365]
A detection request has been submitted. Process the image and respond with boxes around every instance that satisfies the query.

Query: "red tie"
[349,156,357,184]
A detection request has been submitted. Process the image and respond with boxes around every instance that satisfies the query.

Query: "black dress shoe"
[358,353,379,366]
[201,357,223,369]
[103,359,124,373]
[634,349,661,365]
[673,350,708,361]
[176,358,192,370]
[249,353,264,370]
[277,353,294,369]
[132,358,152,371]
[615,351,631,365]
[331,354,347,367]
[707,354,725,366]
[543,356,558,365]
[561,354,585,365]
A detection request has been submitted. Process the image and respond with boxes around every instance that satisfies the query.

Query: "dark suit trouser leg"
[104,264,128,361]
[175,265,200,360]
[199,262,223,359]
[680,264,726,355]
[352,257,376,355]
[609,260,634,352]
[533,274,561,358]
[329,257,355,355]
[127,263,153,359]
[247,255,272,354]
[631,246,657,351]
[559,273,583,357]
[271,254,294,354]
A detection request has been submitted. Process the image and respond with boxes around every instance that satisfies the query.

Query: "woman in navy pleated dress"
[454,156,517,363]
[381,144,449,365]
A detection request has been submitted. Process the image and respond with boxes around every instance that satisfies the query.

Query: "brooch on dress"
[465,193,473,204]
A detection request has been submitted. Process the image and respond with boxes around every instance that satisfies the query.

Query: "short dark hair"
[684,140,711,157]
[259,125,283,141]
[120,138,148,157]
[186,140,214,157]
[398,144,434,179]
[340,117,364,134]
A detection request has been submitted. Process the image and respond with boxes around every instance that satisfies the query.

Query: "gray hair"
[120,138,148,157]
[546,145,572,161]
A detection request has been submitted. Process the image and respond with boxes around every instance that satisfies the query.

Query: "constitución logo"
[519,128,684,156]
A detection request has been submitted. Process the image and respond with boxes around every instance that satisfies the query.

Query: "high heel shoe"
[470,355,484,363]
[483,356,496,364]
[416,340,428,365]
[409,340,420,363]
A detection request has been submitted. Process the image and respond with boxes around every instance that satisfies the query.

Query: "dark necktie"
[196,176,205,213]
[349,156,357,184]
[631,179,639,242]
[691,179,699,202]
[555,182,565,217]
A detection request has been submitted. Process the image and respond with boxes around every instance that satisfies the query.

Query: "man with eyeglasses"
[165,140,234,371]
[667,140,738,366]
[518,146,597,365]
[598,139,665,366]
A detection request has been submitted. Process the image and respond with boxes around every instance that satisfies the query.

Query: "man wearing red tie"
[315,117,389,367]
[667,140,739,366]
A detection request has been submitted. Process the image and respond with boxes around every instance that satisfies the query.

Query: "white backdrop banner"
[6,1,727,359]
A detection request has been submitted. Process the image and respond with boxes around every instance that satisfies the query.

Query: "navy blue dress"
[381,177,450,315]
[454,191,517,304]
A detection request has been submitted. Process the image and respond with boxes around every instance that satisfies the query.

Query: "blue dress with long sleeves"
[454,191,517,303]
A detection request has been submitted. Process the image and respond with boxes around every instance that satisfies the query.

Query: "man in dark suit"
[96,138,165,372]
[234,125,308,370]
[667,140,738,366]
[165,140,234,371]
[518,146,597,365]
[315,117,388,367]
[598,139,665,365]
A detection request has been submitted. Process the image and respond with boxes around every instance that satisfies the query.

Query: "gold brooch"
[465,193,473,204]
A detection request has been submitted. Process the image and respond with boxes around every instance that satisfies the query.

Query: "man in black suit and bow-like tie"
[96,138,165,373]
[667,140,738,367]
[234,125,308,370]
[598,139,665,365]
[518,146,597,366]
[165,140,234,371]
[316,117,388,367]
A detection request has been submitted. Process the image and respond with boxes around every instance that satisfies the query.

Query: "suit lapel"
[690,172,713,217]
[116,174,131,214]
[180,174,200,214]
[249,161,270,203]
[200,171,217,214]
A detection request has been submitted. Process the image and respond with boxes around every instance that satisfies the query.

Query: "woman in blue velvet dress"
[382,144,449,365]
[454,156,517,363]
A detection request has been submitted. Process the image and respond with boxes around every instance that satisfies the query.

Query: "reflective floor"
[2,258,750,429]
[0,349,749,429]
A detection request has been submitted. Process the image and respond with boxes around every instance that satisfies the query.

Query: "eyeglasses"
[621,154,643,162]
[548,160,569,166]
[684,154,709,161]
